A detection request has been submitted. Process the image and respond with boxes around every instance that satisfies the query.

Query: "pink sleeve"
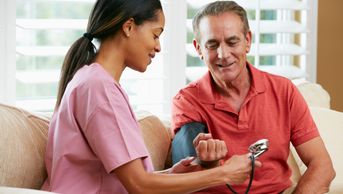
[84,101,150,173]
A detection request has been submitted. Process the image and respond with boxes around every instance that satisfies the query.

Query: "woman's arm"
[113,154,258,194]
[156,156,202,174]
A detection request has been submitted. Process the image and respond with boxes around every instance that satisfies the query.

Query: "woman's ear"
[122,18,135,37]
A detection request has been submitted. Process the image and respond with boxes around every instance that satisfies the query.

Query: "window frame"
[0,0,16,104]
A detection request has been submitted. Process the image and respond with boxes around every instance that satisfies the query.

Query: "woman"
[42,0,258,193]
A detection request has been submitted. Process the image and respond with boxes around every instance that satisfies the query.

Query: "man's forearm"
[292,137,335,194]
[293,162,335,194]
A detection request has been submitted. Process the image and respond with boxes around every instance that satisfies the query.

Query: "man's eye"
[205,43,219,50]
[229,42,237,46]
[228,40,239,47]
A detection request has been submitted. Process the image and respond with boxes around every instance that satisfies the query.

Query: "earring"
[126,33,130,37]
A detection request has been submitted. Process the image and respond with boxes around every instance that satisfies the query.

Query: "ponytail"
[55,35,96,108]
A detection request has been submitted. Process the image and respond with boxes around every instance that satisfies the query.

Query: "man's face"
[194,12,252,84]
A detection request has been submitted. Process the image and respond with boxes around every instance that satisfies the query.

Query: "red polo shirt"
[171,63,319,194]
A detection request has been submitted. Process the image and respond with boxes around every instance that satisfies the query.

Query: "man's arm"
[293,137,335,194]
[171,122,226,168]
[171,122,207,164]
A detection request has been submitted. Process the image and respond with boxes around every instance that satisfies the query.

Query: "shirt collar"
[197,62,266,104]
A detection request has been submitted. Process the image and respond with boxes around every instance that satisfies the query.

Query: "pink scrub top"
[42,63,154,194]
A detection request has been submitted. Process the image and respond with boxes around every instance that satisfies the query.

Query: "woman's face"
[125,10,165,72]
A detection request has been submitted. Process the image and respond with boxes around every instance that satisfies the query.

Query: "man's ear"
[122,18,135,37]
[245,31,252,53]
[193,39,203,60]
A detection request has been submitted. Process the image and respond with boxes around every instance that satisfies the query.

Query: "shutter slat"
[16,46,68,56]
[187,19,307,33]
[16,70,168,84]
[188,0,308,10]
[16,19,87,30]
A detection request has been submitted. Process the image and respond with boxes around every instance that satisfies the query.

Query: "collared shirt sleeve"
[171,90,203,133]
[289,83,320,146]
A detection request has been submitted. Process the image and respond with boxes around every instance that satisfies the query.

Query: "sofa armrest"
[0,104,49,189]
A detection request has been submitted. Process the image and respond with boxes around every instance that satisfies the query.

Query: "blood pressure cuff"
[171,122,208,164]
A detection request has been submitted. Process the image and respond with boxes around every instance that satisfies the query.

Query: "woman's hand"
[221,153,262,185]
[168,156,202,173]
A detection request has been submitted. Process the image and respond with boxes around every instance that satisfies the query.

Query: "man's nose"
[217,44,230,59]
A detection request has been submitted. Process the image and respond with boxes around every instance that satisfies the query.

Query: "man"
[171,1,335,193]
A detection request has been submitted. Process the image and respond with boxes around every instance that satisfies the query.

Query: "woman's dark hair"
[56,0,162,108]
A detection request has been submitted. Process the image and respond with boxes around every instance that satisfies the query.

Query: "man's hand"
[193,133,228,168]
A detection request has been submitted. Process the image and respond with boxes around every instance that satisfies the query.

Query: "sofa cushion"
[296,82,331,109]
[283,151,302,194]
[0,104,49,189]
[136,112,172,171]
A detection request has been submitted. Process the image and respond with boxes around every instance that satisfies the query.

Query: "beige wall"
[317,0,343,112]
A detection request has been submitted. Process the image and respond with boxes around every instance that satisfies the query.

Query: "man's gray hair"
[192,1,250,41]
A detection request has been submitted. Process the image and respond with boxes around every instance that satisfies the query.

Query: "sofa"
[0,82,342,194]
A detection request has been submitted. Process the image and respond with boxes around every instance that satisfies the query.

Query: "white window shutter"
[14,0,95,112]
[12,0,173,117]
[1,0,318,118]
